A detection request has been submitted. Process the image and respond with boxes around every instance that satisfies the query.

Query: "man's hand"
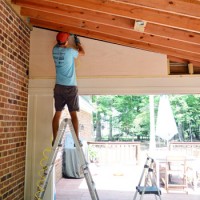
[77,43,85,56]
[74,35,85,55]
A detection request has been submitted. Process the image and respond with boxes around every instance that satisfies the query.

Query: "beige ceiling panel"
[30,28,167,79]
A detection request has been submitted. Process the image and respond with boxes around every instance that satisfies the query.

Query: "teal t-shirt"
[53,45,78,86]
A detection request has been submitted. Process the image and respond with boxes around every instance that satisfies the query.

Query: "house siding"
[0,0,30,199]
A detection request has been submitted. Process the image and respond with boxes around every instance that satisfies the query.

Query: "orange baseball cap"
[56,32,70,44]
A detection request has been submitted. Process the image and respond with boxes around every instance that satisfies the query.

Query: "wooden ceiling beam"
[12,0,134,29]
[33,0,200,33]
[21,7,200,55]
[29,18,200,63]
[113,0,200,18]
[168,56,190,64]
[13,0,200,44]
[146,24,200,45]
[167,56,200,67]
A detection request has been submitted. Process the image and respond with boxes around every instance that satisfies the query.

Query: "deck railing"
[169,142,200,157]
[87,141,141,165]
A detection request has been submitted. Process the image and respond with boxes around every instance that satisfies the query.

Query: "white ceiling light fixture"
[134,20,147,32]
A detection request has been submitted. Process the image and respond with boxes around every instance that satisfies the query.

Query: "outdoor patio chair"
[164,155,188,193]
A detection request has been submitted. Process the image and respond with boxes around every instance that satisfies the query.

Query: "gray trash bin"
[62,132,84,179]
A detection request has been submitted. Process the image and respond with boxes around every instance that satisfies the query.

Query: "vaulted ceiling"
[12,0,200,75]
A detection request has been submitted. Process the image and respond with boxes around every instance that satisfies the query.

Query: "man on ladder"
[35,33,99,200]
[52,32,85,146]
[51,32,99,200]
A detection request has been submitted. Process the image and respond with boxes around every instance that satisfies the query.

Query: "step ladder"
[34,118,99,200]
[133,156,162,200]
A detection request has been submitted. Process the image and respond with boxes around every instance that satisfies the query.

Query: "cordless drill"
[74,34,80,47]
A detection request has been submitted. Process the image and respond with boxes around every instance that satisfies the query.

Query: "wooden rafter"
[21,7,200,55]
[13,0,200,32]
[111,0,200,18]
[12,0,200,68]
[13,0,200,44]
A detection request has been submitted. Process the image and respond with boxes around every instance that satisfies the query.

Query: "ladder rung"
[136,186,161,195]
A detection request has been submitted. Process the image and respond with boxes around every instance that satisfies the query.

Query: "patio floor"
[56,162,200,200]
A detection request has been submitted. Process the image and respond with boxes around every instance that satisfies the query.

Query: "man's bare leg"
[52,111,62,145]
[70,111,79,140]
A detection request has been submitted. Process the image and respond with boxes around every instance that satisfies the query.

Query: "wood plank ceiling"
[12,0,200,75]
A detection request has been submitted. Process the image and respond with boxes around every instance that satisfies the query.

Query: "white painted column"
[149,95,156,151]
[25,79,54,200]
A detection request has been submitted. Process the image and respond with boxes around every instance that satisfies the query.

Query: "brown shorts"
[53,84,79,112]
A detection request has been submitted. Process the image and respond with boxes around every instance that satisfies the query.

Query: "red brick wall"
[0,1,30,199]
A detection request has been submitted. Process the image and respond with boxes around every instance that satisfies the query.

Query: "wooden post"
[188,63,194,74]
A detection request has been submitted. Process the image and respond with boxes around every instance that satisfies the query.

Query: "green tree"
[170,95,200,140]
[112,96,144,135]
[93,95,150,141]
[92,94,200,142]
[92,95,114,141]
